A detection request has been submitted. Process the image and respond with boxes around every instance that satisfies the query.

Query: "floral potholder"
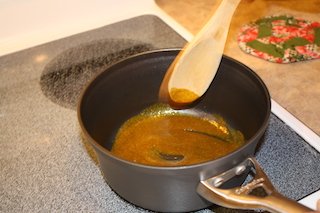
[238,15,320,63]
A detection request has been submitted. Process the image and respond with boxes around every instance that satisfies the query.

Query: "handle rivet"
[213,177,224,187]
[235,165,246,175]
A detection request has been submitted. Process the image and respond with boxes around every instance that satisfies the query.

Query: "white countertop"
[0,0,191,57]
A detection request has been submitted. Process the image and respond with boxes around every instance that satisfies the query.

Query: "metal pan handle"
[197,157,313,213]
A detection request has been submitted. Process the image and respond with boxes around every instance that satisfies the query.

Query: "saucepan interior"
[78,49,271,212]
[79,49,270,151]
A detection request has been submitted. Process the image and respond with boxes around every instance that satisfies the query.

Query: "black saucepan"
[78,49,311,212]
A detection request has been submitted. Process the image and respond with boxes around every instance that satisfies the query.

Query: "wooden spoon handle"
[160,0,241,107]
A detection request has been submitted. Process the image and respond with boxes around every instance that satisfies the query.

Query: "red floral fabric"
[238,15,320,63]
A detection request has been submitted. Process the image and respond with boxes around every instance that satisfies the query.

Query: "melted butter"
[111,104,245,167]
[169,88,199,104]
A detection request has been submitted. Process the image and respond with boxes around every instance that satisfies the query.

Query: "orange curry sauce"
[111,105,245,167]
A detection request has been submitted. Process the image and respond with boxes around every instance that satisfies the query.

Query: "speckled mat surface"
[1,15,319,213]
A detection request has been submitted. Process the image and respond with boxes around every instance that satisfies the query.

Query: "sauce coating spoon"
[159,0,241,108]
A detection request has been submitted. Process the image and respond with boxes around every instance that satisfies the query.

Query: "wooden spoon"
[159,0,241,108]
